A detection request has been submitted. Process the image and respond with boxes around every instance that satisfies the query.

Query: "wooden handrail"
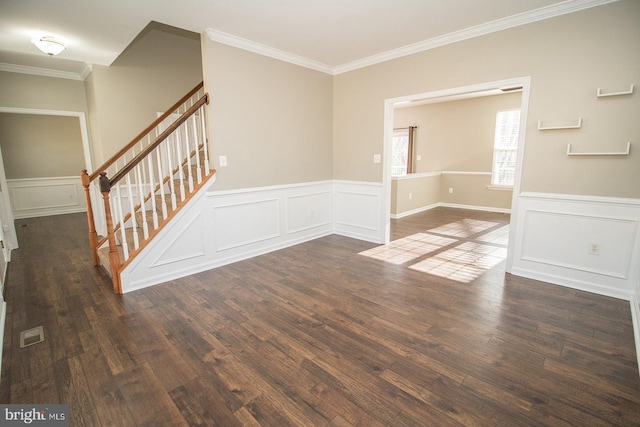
[88,81,204,182]
[106,93,209,189]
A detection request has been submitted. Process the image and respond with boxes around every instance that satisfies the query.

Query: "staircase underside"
[97,162,215,282]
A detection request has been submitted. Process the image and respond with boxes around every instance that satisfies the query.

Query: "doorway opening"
[0,107,93,251]
[382,77,531,274]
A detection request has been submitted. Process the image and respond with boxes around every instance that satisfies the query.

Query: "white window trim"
[491,108,520,186]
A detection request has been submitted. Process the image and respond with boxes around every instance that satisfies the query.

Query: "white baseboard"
[392,202,510,219]
[391,203,439,219]
[510,266,633,300]
[438,202,511,214]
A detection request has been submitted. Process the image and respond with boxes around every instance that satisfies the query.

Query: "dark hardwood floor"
[1,208,640,426]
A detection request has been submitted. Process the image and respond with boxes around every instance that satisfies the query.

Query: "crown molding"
[205,29,334,75]
[333,0,619,74]
[0,62,89,81]
[2,0,618,79]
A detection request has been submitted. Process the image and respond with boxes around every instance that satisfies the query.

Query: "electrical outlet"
[588,242,600,255]
[373,154,381,164]
[448,187,454,194]
[219,155,228,167]
[409,192,412,199]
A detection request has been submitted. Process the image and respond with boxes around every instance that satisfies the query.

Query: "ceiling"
[0,0,616,78]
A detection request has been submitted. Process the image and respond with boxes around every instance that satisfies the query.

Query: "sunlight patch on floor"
[359,233,457,265]
[475,225,510,245]
[427,219,499,238]
[409,242,507,283]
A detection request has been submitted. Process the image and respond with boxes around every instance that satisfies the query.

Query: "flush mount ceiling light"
[31,36,66,57]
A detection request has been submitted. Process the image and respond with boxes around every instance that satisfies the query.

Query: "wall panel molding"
[512,192,640,300]
[333,181,383,243]
[121,181,337,292]
[7,176,86,219]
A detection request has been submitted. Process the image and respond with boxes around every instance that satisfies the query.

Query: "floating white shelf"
[566,142,631,156]
[596,84,634,98]
[538,118,582,131]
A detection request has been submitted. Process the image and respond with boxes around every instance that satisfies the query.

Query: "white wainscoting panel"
[120,181,335,292]
[521,211,635,279]
[511,193,640,299]
[214,198,280,251]
[333,181,384,243]
[151,212,207,267]
[8,176,86,219]
[286,191,332,234]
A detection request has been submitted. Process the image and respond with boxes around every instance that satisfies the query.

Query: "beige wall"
[334,0,640,198]
[391,93,520,214]
[439,174,512,208]
[202,38,334,190]
[85,23,203,165]
[392,175,440,215]
[0,71,88,112]
[394,92,521,172]
[0,114,84,179]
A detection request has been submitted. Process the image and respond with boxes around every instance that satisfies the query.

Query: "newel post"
[99,172,123,294]
[81,170,100,266]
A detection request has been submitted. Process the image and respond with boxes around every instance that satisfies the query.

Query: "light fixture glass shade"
[31,36,66,56]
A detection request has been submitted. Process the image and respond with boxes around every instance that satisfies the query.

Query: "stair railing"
[81,82,210,293]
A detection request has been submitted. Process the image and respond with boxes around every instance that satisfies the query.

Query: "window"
[391,127,415,177]
[491,109,520,186]
[392,130,409,176]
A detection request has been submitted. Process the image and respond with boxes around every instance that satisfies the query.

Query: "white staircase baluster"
[166,134,178,210]
[114,162,129,260]
[135,163,149,239]
[174,125,186,201]
[147,152,159,228]
[191,115,202,183]
[125,172,140,250]
[184,122,194,192]
[199,105,210,175]
[156,143,168,220]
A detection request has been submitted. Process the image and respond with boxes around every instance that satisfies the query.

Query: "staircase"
[81,83,215,293]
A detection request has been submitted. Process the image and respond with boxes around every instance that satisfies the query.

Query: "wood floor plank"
[76,349,138,427]
[1,210,639,426]
[114,363,187,426]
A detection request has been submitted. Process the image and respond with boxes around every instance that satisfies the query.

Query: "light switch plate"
[219,155,228,167]
[373,154,381,164]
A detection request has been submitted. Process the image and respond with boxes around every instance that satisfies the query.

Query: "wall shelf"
[596,84,634,98]
[566,142,631,156]
[538,118,582,131]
